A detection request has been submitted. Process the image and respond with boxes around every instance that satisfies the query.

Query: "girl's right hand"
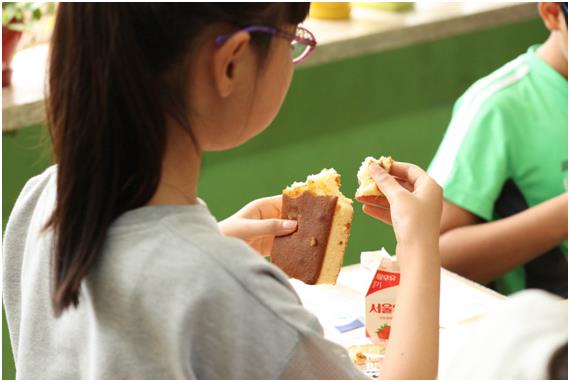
[356,161,443,267]
[218,196,298,257]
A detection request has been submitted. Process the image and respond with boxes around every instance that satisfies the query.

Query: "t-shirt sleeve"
[428,95,512,221]
[279,331,369,379]
[3,166,57,360]
[182,238,368,379]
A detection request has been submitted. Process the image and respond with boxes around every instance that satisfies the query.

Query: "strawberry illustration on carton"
[376,323,391,340]
[364,250,400,345]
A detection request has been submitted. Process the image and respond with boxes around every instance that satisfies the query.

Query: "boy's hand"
[357,161,443,268]
[219,196,297,257]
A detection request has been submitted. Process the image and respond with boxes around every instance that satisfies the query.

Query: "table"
[291,264,506,376]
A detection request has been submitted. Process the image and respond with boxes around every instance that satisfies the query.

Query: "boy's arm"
[439,193,568,284]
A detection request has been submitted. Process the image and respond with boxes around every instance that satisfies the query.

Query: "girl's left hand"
[219,195,298,256]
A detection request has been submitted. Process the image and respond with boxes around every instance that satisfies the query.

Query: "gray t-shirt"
[3,166,367,379]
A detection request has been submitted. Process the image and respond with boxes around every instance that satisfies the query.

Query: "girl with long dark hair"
[4,3,441,378]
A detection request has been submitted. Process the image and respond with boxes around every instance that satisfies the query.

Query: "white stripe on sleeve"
[430,64,531,187]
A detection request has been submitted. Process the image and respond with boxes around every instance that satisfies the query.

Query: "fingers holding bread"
[362,203,393,225]
[355,156,395,198]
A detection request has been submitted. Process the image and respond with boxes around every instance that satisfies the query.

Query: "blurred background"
[2,2,549,379]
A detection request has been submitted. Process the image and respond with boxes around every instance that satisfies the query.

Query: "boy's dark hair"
[45,3,310,317]
[561,2,568,23]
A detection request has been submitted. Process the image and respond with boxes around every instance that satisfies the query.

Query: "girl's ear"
[212,31,251,98]
[539,2,564,31]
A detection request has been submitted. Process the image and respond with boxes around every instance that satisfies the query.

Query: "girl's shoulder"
[5,165,57,248]
[9,165,57,220]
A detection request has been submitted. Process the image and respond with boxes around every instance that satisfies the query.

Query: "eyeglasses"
[215,25,317,64]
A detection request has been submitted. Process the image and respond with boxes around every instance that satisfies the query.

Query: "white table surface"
[291,263,507,376]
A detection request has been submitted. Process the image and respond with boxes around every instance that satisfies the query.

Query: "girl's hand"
[356,161,443,267]
[219,196,298,256]
[359,162,442,380]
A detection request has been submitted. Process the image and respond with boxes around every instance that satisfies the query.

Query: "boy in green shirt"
[429,2,568,297]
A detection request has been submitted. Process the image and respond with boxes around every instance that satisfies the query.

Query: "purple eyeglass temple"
[215,25,317,64]
[215,26,278,46]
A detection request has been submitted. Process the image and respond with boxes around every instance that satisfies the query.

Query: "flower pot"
[2,25,23,88]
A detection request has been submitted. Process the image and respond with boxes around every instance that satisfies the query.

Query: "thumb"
[369,163,404,202]
[241,218,298,238]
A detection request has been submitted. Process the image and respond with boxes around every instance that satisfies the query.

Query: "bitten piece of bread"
[355,156,394,198]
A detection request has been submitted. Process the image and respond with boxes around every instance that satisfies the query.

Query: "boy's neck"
[536,34,568,79]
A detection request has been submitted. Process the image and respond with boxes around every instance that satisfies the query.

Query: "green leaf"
[32,8,41,21]
[2,8,17,25]
[1,2,49,28]
[14,8,23,21]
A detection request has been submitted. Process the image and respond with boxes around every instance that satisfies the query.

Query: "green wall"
[2,17,546,379]
[200,17,547,262]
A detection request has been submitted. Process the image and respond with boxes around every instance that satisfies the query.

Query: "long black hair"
[45,3,310,317]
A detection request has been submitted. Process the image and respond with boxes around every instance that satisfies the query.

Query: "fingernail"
[282,220,298,230]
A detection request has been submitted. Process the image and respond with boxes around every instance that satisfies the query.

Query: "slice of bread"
[271,169,353,285]
[355,156,394,198]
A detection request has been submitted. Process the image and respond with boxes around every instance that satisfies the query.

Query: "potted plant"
[2,2,48,87]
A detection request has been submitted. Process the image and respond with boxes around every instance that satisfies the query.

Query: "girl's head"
[46,3,311,316]
[179,8,316,151]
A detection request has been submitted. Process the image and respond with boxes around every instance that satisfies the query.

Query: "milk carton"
[364,250,400,346]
